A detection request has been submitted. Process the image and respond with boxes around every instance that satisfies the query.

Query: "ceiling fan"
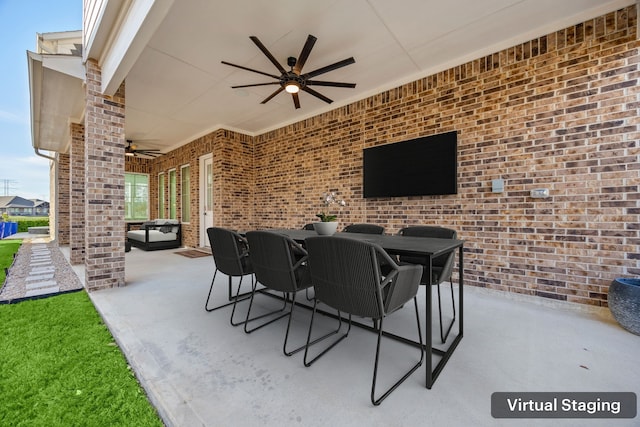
[125,140,161,158]
[222,35,356,109]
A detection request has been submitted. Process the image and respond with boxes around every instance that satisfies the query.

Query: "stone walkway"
[0,236,84,303]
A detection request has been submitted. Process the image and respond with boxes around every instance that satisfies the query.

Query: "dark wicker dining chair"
[398,225,457,343]
[245,231,335,356]
[304,236,424,405]
[205,227,255,326]
[342,223,385,234]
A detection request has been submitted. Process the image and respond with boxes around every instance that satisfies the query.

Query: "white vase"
[313,221,338,235]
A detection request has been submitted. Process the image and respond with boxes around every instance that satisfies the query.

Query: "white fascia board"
[27,51,44,150]
[100,0,174,95]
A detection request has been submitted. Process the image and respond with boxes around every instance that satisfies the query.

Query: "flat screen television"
[363,131,457,198]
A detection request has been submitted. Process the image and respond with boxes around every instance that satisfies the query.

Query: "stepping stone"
[26,274,55,282]
[26,280,57,290]
[31,266,55,272]
[25,286,60,298]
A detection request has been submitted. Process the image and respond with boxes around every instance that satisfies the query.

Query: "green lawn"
[0,292,163,426]
[0,239,21,284]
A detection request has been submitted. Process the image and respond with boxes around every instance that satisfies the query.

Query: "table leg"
[426,255,433,389]
[459,246,464,338]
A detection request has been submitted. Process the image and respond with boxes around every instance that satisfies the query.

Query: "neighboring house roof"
[0,196,49,209]
[31,199,49,207]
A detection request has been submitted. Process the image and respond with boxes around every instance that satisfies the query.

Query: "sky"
[0,0,81,200]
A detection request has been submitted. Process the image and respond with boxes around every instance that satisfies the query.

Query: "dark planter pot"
[608,278,640,336]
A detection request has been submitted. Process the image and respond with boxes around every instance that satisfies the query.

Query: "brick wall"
[130,6,639,306]
[56,153,70,244]
[84,59,125,290]
[70,122,85,264]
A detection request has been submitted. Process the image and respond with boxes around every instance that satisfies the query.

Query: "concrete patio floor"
[66,246,639,427]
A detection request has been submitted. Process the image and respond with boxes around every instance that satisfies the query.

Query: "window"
[125,173,149,220]
[158,173,165,219]
[181,165,191,223]
[169,169,177,219]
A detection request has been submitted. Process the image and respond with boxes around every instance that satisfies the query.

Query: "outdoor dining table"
[269,228,465,389]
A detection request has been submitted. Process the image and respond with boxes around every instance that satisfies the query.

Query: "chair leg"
[303,300,350,367]
[230,275,258,326]
[282,292,337,356]
[371,297,424,406]
[435,279,456,343]
[243,281,289,334]
[204,269,253,314]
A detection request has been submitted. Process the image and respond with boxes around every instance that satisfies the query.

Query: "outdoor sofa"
[126,219,182,251]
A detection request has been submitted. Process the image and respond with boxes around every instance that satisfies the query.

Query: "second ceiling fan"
[125,140,161,158]
[222,35,356,109]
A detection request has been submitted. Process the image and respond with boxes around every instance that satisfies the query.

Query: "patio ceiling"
[30,0,634,154]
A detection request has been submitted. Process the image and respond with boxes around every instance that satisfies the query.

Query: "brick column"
[55,153,70,244]
[70,123,85,264]
[84,59,125,290]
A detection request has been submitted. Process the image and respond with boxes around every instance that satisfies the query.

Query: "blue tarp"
[0,222,18,239]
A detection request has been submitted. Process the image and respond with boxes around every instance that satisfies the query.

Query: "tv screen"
[363,131,457,198]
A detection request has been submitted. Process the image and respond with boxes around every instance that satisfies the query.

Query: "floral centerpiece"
[316,191,346,222]
[314,191,346,235]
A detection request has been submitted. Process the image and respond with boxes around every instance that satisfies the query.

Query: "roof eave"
[28,51,85,154]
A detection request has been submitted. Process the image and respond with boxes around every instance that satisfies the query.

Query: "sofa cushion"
[127,230,178,243]
[153,219,180,233]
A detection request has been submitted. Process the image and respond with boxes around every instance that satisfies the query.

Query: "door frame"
[199,153,213,247]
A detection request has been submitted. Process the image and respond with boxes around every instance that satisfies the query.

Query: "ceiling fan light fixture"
[285,82,300,93]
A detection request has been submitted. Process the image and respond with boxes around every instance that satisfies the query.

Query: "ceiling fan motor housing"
[281,72,305,89]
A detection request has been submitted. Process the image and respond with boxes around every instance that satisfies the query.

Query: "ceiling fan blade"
[301,86,333,104]
[250,36,287,74]
[306,80,356,88]
[261,86,285,104]
[293,35,317,75]
[231,82,281,89]
[221,61,280,79]
[292,92,301,109]
[303,57,355,79]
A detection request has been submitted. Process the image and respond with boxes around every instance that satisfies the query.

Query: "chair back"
[207,227,252,276]
[398,226,457,282]
[342,223,385,234]
[245,231,309,293]
[306,236,386,319]
[302,223,316,230]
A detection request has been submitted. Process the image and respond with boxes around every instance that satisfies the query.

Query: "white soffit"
[28,52,84,153]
